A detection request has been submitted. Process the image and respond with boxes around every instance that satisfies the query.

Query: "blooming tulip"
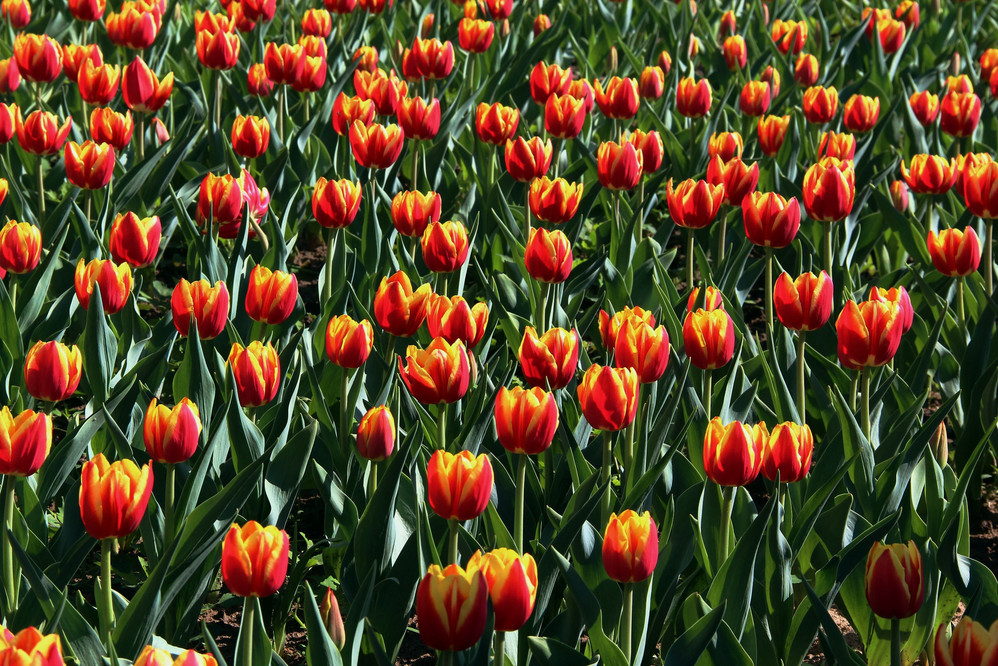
[703,417,764,486]
[774,271,833,331]
[13,33,61,83]
[597,140,643,191]
[676,76,712,118]
[494,386,558,455]
[325,314,374,368]
[0,408,51,477]
[416,563,489,651]
[65,141,115,190]
[835,299,904,370]
[15,108,71,155]
[74,258,132,313]
[529,62,572,105]
[760,422,813,482]
[524,228,572,283]
[228,341,281,407]
[708,132,743,162]
[221,521,289,597]
[706,156,758,206]
[0,627,63,664]
[683,309,735,370]
[865,541,923,619]
[79,453,153,539]
[940,91,981,138]
[504,136,552,183]
[638,66,664,100]
[739,80,771,117]
[577,365,639,431]
[24,341,82,402]
[458,18,493,53]
[421,221,470,273]
[602,510,658,583]
[666,179,725,229]
[231,115,270,158]
[171,279,229,338]
[963,157,998,219]
[403,37,453,81]
[803,85,839,124]
[901,154,957,195]
[330,93,374,135]
[528,177,582,224]
[742,192,801,248]
[817,131,856,161]
[518,327,579,389]
[544,93,586,139]
[143,398,201,464]
[934,617,998,666]
[0,221,40,274]
[475,102,519,145]
[373,271,432,337]
[312,178,362,229]
[399,338,470,404]
[843,94,880,133]
[90,107,133,150]
[599,306,655,350]
[245,265,298,325]
[426,295,488,349]
[196,173,243,227]
[427,449,493,520]
[687,286,724,313]
[927,228,982,277]
[758,115,790,157]
[77,60,120,106]
[397,96,440,140]
[349,120,404,169]
[771,19,807,54]
[468,549,538,632]
[106,2,161,50]
[593,76,639,119]
[391,190,440,237]
[614,318,669,384]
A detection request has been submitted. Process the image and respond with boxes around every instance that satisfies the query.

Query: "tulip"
[722,35,747,70]
[65,140,115,190]
[757,115,790,157]
[357,0,390,12]
[458,18,494,53]
[874,18,906,54]
[666,178,725,229]
[426,295,488,349]
[171,279,229,338]
[416,563,489,651]
[245,265,297,325]
[739,80,771,117]
[0,58,19,94]
[577,365,638,432]
[703,417,765,487]
[356,406,394,461]
[533,14,551,37]
[865,541,923,619]
[683,308,735,370]
[803,157,855,222]
[528,177,582,224]
[504,136,552,183]
[940,91,981,138]
[373,271,432,336]
[90,108,133,151]
[774,271,833,331]
[901,154,957,195]
[319,588,347,649]
[869,285,913,335]
[494,386,558,455]
[325,314,374,368]
[15,108,72,155]
[121,56,173,113]
[760,422,813,482]
[0,221,40,274]
[955,153,992,195]
[544,93,586,139]
[221,521,289,597]
[803,85,839,124]
[475,102,519,145]
[626,130,663,176]
[567,79,594,112]
[742,192,801,248]
[13,33,61,83]
[524,228,572,284]
[228,341,281,407]
[0,104,14,145]
[484,0,510,18]
[706,156,758,207]
[708,132,743,163]
[143,398,201,464]
[771,18,807,54]
[242,0,275,22]
[263,43,304,85]
[597,140,643,191]
[638,66,664,100]
[64,43,102,83]
[963,157,998,220]
[78,60,120,106]
[599,306,655,349]
[290,54,326,93]
[518,326,578,389]
[843,94,880,133]
[135,646,218,666]
[351,46,377,72]
[421,221,469,273]
[69,0,105,20]
[230,115,269,158]
[399,337,470,404]
[397,96,440,140]
[312,178,362,228]
[593,76,639,119]
[354,69,407,116]
[391,190,440,236]
[24,341,82,402]
[835,299,904,370]
[928,228,981,277]
[676,76,712,118]
[529,62,572,105]
[794,53,819,86]
[934,617,998,666]
[614,318,669,384]
[760,66,782,99]
[468,549,538,632]
[74,258,132,313]
[247,62,274,97]
[817,131,856,161]
[349,120,404,169]
[79,453,153,539]
[426,449,492,520]
[403,37,453,81]
[106,2,162,50]
[0,627,63,664]
[890,180,910,213]
[0,407,51,477]
[909,90,939,126]
[687,285,724,313]
[196,173,243,226]
[602,510,658,583]
[301,7,331,35]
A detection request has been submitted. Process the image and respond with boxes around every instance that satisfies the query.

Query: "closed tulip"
[0,103,14,144]
[421,221,469,273]
[835,299,904,370]
[74,258,132,313]
[106,2,161,50]
[577,365,638,432]
[760,422,813,482]
[901,154,957,195]
[24,341,82,402]
[774,271,833,331]
[708,132,743,163]
[263,42,303,85]
[330,93,374,135]
[121,56,173,113]
[955,153,992,196]
[518,326,579,389]
[356,405,394,461]
[13,33,61,83]
[703,417,765,486]
[399,337,469,404]
[529,62,572,105]
[529,177,582,224]
[1,0,30,26]
[602,510,658,583]
[722,35,747,70]
[934,617,998,666]
[426,295,488,349]
[817,131,856,161]
[687,285,724,313]
[676,76,712,118]
[533,14,551,36]
[349,120,404,169]
[638,66,664,100]
[706,156,758,206]
[373,271,432,337]
[869,285,913,335]
[843,94,880,133]
[0,627,63,664]
[803,85,839,124]
[245,265,297,325]
[403,37,453,81]
[544,93,586,139]
[416,563,489,651]
[494,386,557,455]
[90,107,133,150]
[221,521,289,597]
[228,341,281,407]
[0,407,51,477]
[771,18,807,54]
[666,179,725,229]
[794,53,819,86]
[739,80,771,117]
[940,90,981,138]
[504,136,552,183]
[312,177,362,229]
[231,115,270,158]
[593,76,639,119]
[683,308,735,370]
[196,173,243,226]
[354,69,406,116]
[963,158,998,219]
[391,190,440,236]
[760,66,782,99]
[171,279,229,338]
[475,102,518,145]
[143,398,201,464]
[626,130,663,175]
[427,449,492,520]
[77,60,120,106]
[79,453,153,539]
[196,25,241,70]
[803,157,855,222]
[909,90,939,126]
[397,96,440,140]
[458,17,494,53]
[742,192,801,248]
[65,140,115,190]
[15,108,72,155]
[524,228,572,284]
[614,317,669,384]
[599,306,655,350]
[468,549,538,632]
[325,314,374,368]
[597,140,643,191]
[927,228,982,277]
[0,57,18,95]
[0,220,40,274]
[865,541,923,619]
[890,180,910,213]
[757,115,790,157]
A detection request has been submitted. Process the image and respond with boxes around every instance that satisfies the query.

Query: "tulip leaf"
[81,283,116,405]
[173,323,217,438]
[829,383,877,517]
[527,636,594,666]
[0,279,21,359]
[662,600,726,666]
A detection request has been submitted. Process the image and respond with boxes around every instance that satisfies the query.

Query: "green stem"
[704,369,713,419]
[410,139,419,192]
[719,485,734,562]
[3,477,15,619]
[890,617,901,666]
[323,228,338,306]
[340,367,351,456]
[437,403,447,450]
[448,517,459,564]
[164,463,175,541]
[524,187,532,241]
[242,596,256,666]
[985,219,993,296]
[636,180,645,242]
[957,276,965,329]
[849,371,858,411]
[493,630,505,666]
[514,454,526,554]
[601,430,613,524]
[277,86,285,144]
[538,281,550,331]
[614,189,622,241]
[765,249,774,332]
[214,70,222,131]
[686,227,694,288]
[136,114,145,162]
[823,220,833,280]
[796,332,806,424]
[100,539,114,649]
[368,461,378,498]
[717,209,727,263]
[861,367,871,441]
[8,279,17,315]
[621,583,633,664]
[36,155,44,224]
[623,416,634,480]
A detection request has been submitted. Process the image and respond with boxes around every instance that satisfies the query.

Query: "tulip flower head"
[742,192,801,248]
[602,510,658,583]
[468,549,538,632]
[518,326,579,389]
[757,114,790,157]
[245,265,298,325]
[835,299,904,370]
[475,102,519,145]
[356,406,394,461]
[524,227,572,284]
[325,314,374,368]
[373,271,432,337]
[74,258,133,313]
[426,449,493,520]
[0,220,40,274]
[416,563,489,651]
[227,341,281,407]
[683,308,736,370]
[221,521,289,597]
[143,398,202,464]
[934,616,998,666]
[802,157,855,222]
[667,179,725,229]
[426,294,488,349]
[577,365,639,432]
[399,337,470,404]
[865,541,923,619]
[24,340,82,402]
[79,453,153,539]
[494,386,558,455]
[171,279,229,339]
[0,626,63,664]
[0,407,51,477]
[760,422,813,482]
[927,228,982,277]
[421,221,470,273]
[703,417,765,487]
[773,271,833,332]
[528,177,583,224]
[901,154,957,195]
[15,108,72,155]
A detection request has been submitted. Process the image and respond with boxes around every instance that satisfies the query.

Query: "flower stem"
[340,367,351,456]
[437,403,447,450]
[3,477,15,619]
[621,583,633,664]
[957,276,966,329]
[213,70,222,130]
[704,369,713,420]
[323,227,338,306]
[717,209,727,263]
[277,86,285,144]
[719,485,734,562]
[410,139,419,191]
[493,630,505,666]
[686,227,694,289]
[623,416,635,485]
[637,179,645,242]
[861,366,871,441]
[368,461,378,498]
[890,617,901,666]
[100,538,114,649]
[164,463,175,541]
[601,430,613,524]
[514,454,526,554]
[136,114,145,162]
[765,248,774,332]
[823,220,833,281]
[796,332,807,424]
[448,517,459,564]
[242,596,256,666]
[985,219,994,296]
[36,155,45,225]
[538,281,550,331]
[524,187,532,241]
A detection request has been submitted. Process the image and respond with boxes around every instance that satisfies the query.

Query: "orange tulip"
[354,68,406,116]
[397,96,440,140]
[65,140,115,190]
[963,157,998,219]
[602,510,658,583]
[567,79,594,112]
[373,271,432,337]
[426,294,488,349]
[666,178,725,229]
[391,190,440,237]
[927,228,982,277]
[263,42,304,85]
[817,131,856,161]
[171,279,229,338]
[421,221,470,273]
[494,385,559,455]
[458,17,494,53]
[221,521,289,597]
[402,37,453,81]
[196,173,243,226]
[356,405,394,461]
[245,265,297,325]
[760,422,813,482]
[475,102,519,145]
[15,108,71,155]
[773,271,833,332]
[544,93,586,139]
[742,192,801,248]
[24,341,82,402]
[676,76,712,118]
[529,61,572,105]
[121,55,173,113]
[228,341,281,407]
[874,18,906,53]
[312,177,362,229]
[77,60,119,106]
[0,57,19,95]
[524,227,572,284]
[706,155,758,206]
[760,66,782,99]
[135,646,218,666]
[143,398,201,464]
[909,90,939,126]
[416,563,489,651]
[532,14,551,37]
[708,132,743,163]
[330,94,374,136]
[0,407,51,477]
[324,314,374,368]
[626,129,663,175]
[518,326,578,389]
[794,53,819,86]
[901,154,957,195]
[231,115,270,158]
[739,80,771,117]
[577,365,638,431]
[597,140,643,191]
[426,449,492,520]
[74,258,132,313]
[941,90,982,138]
[865,541,923,619]
[301,7,331,36]
[835,299,904,370]
[69,0,105,20]
[528,177,582,224]
[802,157,855,222]
[843,94,880,133]
[593,76,639,119]
[771,18,807,54]
[890,180,910,213]
[638,66,664,100]
[757,114,790,157]
[13,33,61,83]
[504,136,552,183]
[703,417,765,486]
[399,337,470,404]
[109,212,159,269]
[90,107,133,150]
[248,62,274,97]
[0,626,63,664]
[934,617,998,666]
[870,285,913,335]
[687,285,724,313]
[106,1,162,50]
[0,220,40,274]
[599,306,655,349]
[349,120,405,169]
[291,54,326,93]
[79,453,153,539]
[722,35,747,70]
[803,85,838,124]
[614,318,669,384]
[955,153,991,195]
[683,308,735,370]
[468,549,538,632]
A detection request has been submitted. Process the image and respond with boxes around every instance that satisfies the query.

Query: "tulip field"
[3,0,998,663]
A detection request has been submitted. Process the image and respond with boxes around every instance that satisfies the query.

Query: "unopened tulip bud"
[931,421,948,467]
[319,588,346,649]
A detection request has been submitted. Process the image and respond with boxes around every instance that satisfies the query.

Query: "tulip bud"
[703,417,765,486]
[399,338,470,404]
[325,314,374,368]
[927,228,982,277]
[532,13,551,36]
[742,192,801,248]
[24,340,82,402]
[319,588,346,649]
[357,405,394,461]
[312,178,362,229]
[802,85,839,124]
[391,190,440,237]
[248,62,274,97]
[835,299,904,370]
[109,213,160,268]
[602,510,658,583]
[475,102,519,145]
[676,76,712,118]
[13,33,61,83]
[683,308,735,370]
[599,306,655,349]
[524,228,572,284]
[144,398,202,464]
[607,45,618,73]
[757,114,790,157]
[865,541,923,619]
[771,18,807,54]
[416,563,489,651]
[638,66,664,100]
[74,258,133,313]
[774,271,833,332]
[597,140,643,191]
[0,220,41,274]
[468,549,538,632]
[79,453,153,539]
[931,421,948,468]
[657,50,672,73]
[427,449,493,520]
[738,80,771,117]
[245,265,298,325]
[518,326,579,390]
[614,318,670,384]
[794,53,819,86]
[0,407,52,477]
[221,521,289,597]
[802,157,855,222]
[494,386,558,455]
[529,62,572,105]
[426,294,488,349]
[666,178,725,229]
[577,365,639,432]
[172,279,229,339]
[228,341,281,407]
